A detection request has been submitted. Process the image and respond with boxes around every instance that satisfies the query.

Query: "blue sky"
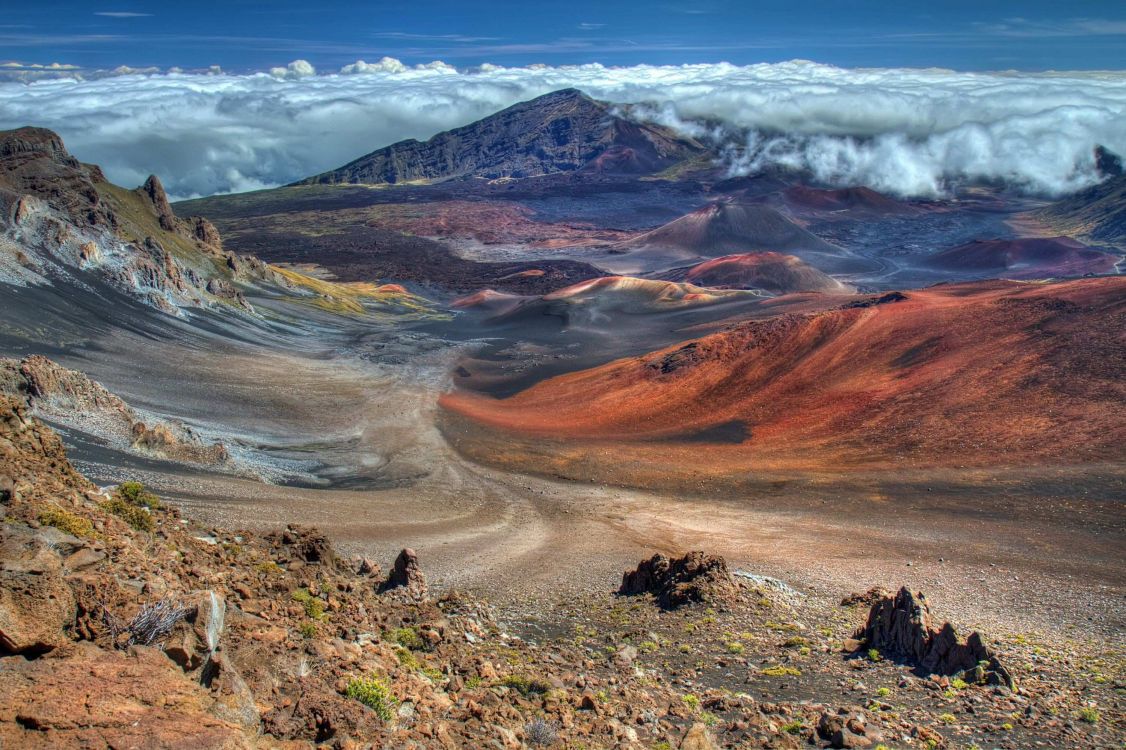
[3,1,1126,72]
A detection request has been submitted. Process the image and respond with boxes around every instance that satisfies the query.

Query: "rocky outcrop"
[1,355,230,468]
[380,547,429,601]
[264,524,339,569]
[139,174,177,232]
[0,643,252,749]
[0,127,271,315]
[619,551,738,609]
[854,587,1013,688]
[0,523,77,656]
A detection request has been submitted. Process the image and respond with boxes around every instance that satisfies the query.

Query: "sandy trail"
[57,321,1124,642]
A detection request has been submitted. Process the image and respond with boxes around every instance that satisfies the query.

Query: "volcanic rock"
[0,642,252,749]
[1094,145,1123,178]
[840,587,890,607]
[265,524,338,567]
[0,523,76,656]
[140,174,177,231]
[381,547,429,601]
[619,551,738,609]
[854,587,1013,688]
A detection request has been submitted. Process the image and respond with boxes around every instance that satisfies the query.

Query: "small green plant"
[117,481,161,509]
[1001,722,1013,731]
[761,665,801,677]
[867,648,882,662]
[951,677,969,690]
[464,675,483,690]
[638,640,659,654]
[297,621,316,639]
[344,674,396,721]
[701,711,719,727]
[653,742,673,750]
[678,644,692,654]
[938,713,956,724]
[501,674,550,696]
[725,641,745,655]
[291,589,326,620]
[38,506,96,538]
[783,636,808,648]
[780,720,804,734]
[876,687,891,698]
[387,626,424,650]
[100,497,154,532]
[682,693,700,711]
[1078,707,1099,724]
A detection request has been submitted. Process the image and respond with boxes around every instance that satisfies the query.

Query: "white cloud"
[340,57,408,75]
[0,59,1122,199]
[268,59,316,79]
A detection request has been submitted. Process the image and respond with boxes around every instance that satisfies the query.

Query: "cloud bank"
[0,60,1122,199]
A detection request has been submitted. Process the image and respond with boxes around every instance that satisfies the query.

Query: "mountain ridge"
[298,88,707,185]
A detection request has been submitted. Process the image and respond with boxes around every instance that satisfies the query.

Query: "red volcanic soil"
[672,252,851,294]
[782,185,918,215]
[365,200,629,248]
[619,200,843,257]
[923,237,1120,278]
[442,278,1126,474]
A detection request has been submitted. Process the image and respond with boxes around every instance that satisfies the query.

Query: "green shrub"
[297,621,316,639]
[344,675,396,720]
[780,720,804,734]
[725,641,745,654]
[387,626,424,650]
[783,636,808,648]
[38,506,96,538]
[117,481,161,509]
[682,693,700,711]
[761,665,801,677]
[100,497,154,532]
[1078,707,1099,724]
[291,589,326,620]
[501,674,550,696]
[938,713,956,724]
[876,687,891,697]
[867,648,881,662]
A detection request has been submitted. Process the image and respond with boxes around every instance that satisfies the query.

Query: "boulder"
[680,721,720,750]
[854,587,1013,688]
[619,551,737,609]
[265,524,337,567]
[0,642,252,749]
[0,523,75,656]
[381,547,429,601]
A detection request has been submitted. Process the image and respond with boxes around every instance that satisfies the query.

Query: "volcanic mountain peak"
[299,88,707,185]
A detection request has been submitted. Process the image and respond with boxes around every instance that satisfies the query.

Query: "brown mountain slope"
[613,200,877,274]
[299,88,706,185]
[441,278,1126,476]
[664,252,852,294]
[922,237,1120,278]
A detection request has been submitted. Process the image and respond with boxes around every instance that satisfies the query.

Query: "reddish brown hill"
[782,185,917,215]
[667,252,851,295]
[441,278,1126,474]
[923,237,1120,278]
[615,200,877,274]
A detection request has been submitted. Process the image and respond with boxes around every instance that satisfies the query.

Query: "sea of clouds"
[0,59,1122,200]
